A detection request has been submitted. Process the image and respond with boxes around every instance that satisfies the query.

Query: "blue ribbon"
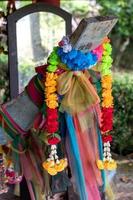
[65,113,88,200]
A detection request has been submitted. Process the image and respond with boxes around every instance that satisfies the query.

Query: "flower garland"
[97,38,117,170]
[41,36,116,174]
[42,47,68,176]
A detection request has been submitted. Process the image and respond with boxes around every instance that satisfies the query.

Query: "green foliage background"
[0,54,9,103]
[97,0,133,69]
[112,73,133,155]
[98,0,133,37]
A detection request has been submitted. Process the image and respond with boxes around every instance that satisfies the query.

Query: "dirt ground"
[114,159,133,200]
[0,158,132,200]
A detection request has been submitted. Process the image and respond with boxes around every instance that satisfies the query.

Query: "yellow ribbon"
[57,70,100,114]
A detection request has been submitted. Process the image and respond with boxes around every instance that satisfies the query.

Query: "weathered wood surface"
[70,16,118,52]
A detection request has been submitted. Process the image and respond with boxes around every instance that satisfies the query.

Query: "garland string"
[42,48,67,176]
[97,38,117,170]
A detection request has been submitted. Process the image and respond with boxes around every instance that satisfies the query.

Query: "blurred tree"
[0,1,9,103]
[0,54,9,103]
[0,1,7,12]
[112,73,133,155]
[61,0,89,17]
[16,1,32,8]
[61,0,90,30]
[30,13,46,62]
[97,0,133,69]
[97,0,133,37]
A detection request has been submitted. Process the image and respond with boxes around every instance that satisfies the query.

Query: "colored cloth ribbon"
[57,70,100,114]
[73,113,102,200]
[65,113,88,200]
[26,75,44,108]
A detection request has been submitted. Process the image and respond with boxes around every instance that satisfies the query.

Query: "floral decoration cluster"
[97,38,117,170]
[42,48,68,176]
[57,37,98,71]
[43,145,67,176]
[42,36,117,175]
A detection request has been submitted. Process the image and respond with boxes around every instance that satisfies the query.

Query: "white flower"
[62,44,72,53]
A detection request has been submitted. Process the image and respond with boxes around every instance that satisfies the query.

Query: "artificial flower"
[47,134,61,145]
[47,65,57,72]
[45,93,58,100]
[102,37,110,43]
[47,168,57,176]
[104,160,117,170]
[97,160,104,170]
[102,97,113,107]
[101,75,112,89]
[42,160,55,170]
[101,107,113,132]
[45,87,57,95]
[46,121,59,133]
[92,44,103,61]
[45,100,58,109]
[102,135,113,143]
[97,160,117,170]
[57,47,98,71]
[55,159,68,172]
[45,79,57,87]
[102,89,112,98]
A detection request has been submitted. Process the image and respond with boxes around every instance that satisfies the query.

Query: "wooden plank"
[70,16,118,52]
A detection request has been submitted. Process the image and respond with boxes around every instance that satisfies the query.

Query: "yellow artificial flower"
[102,75,112,82]
[97,160,117,170]
[45,80,57,87]
[102,76,112,89]
[46,72,54,80]
[102,97,113,107]
[46,100,58,109]
[106,160,117,170]
[97,160,104,170]
[45,71,58,109]
[48,168,57,176]
[55,159,68,172]
[104,160,117,170]
[45,86,57,94]
[42,159,68,175]
[55,163,65,172]
[42,160,55,170]
[102,90,112,98]
[103,161,109,170]
[45,93,58,101]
